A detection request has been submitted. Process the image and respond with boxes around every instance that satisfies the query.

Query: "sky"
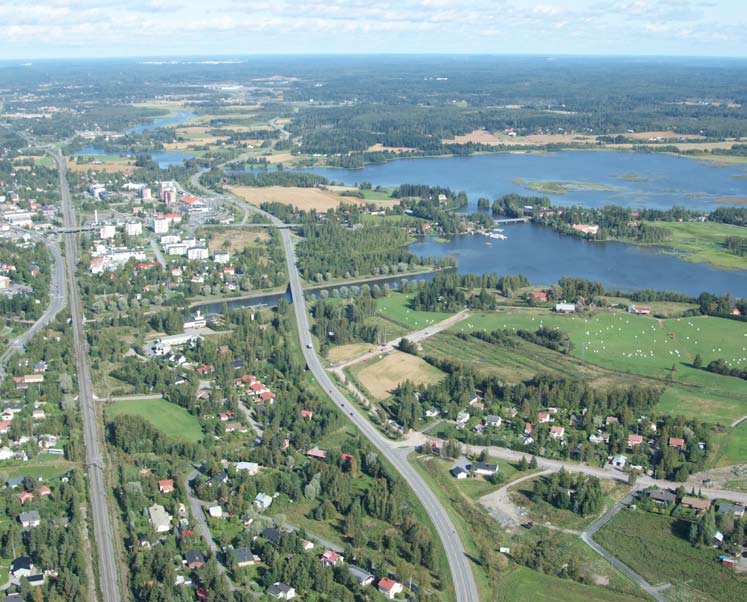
[0,0,745,59]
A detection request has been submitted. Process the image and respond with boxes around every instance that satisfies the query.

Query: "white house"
[254,492,273,511]
[555,303,576,313]
[268,583,296,600]
[214,250,230,264]
[236,461,259,475]
[148,504,172,533]
[207,505,223,518]
[151,217,169,234]
[187,246,209,261]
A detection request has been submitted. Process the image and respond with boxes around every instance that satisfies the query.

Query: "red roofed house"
[180,195,199,206]
[300,409,313,419]
[524,422,533,436]
[38,485,51,497]
[218,412,235,422]
[378,578,404,599]
[537,412,551,424]
[158,480,174,494]
[529,290,548,302]
[628,434,644,448]
[18,491,34,505]
[249,382,269,396]
[0,421,11,434]
[731,307,742,316]
[341,453,354,462]
[669,437,686,451]
[258,391,276,404]
[320,549,343,568]
[549,426,565,440]
[628,305,652,315]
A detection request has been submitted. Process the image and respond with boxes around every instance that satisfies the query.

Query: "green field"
[107,398,203,443]
[636,221,747,270]
[456,309,747,424]
[716,421,747,466]
[494,567,647,602]
[594,510,746,602]
[375,292,456,329]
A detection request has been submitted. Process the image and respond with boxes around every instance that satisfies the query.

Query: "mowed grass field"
[107,398,203,443]
[353,351,445,400]
[457,309,747,423]
[375,292,455,329]
[594,510,746,602]
[639,220,747,271]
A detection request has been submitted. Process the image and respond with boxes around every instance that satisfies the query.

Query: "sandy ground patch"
[625,130,706,141]
[443,129,597,146]
[204,227,271,253]
[264,152,296,164]
[609,141,740,152]
[327,343,375,364]
[355,351,444,400]
[69,161,135,174]
[229,185,367,211]
[367,143,417,153]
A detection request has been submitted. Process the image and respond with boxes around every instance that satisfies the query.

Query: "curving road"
[52,150,123,602]
[278,226,478,602]
[0,228,66,380]
[206,182,478,601]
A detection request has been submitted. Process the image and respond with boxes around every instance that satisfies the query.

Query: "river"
[125,110,197,134]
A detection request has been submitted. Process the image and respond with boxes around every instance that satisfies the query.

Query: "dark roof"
[268,582,292,595]
[649,489,676,503]
[450,466,467,477]
[262,527,283,546]
[231,360,245,369]
[472,462,498,472]
[234,547,254,563]
[348,565,374,584]
[184,550,205,564]
[718,503,745,514]
[5,594,23,602]
[27,574,44,584]
[10,556,32,573]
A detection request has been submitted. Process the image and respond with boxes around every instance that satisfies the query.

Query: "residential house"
[158,479,174,494]
[555,303,576,313]
[234,547,260,568]
[550,426,565,440]
[378,578,404,599]
[717,503,745,518]
[649,489,676,506]
[10,556,33,579]
[456,411,470,426]
[628,304,652,315]
[268,583,296,600]
[485,415,502,428]
[18,511,41,528]
[450,466,468,480]
[306,447,328,460]
[261,528,284,546]
[254,492,273,511]
[207,505,223,518]
[611,455,628,469]
[18,491,34,505]
[184,550,206,569]
[537,412,551,424]
[348,565,375,587]
[627,434,644,448]
[148,504,173,533]
[320,549,344,568]
[669,437,686,451]
[471,462,498,477]
[236,461,259,475]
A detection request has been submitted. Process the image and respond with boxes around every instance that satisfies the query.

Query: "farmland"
[107,398,203,443]
[454,309,747,424]
[353,351,445,400]
[375,291,456,330]
[594,510,746,602]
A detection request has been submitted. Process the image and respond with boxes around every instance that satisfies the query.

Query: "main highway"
[209,180,479,602]
[52,150,122,602]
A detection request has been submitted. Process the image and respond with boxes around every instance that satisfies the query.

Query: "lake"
[126,111,197,134]
[410,224,747,297]
[308,151,747,212]
[76,147,193,169]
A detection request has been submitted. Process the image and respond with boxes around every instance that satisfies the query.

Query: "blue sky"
[0,0,745,59]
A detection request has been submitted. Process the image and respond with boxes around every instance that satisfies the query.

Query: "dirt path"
[479,469,553,526]
[331,309,469,370]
